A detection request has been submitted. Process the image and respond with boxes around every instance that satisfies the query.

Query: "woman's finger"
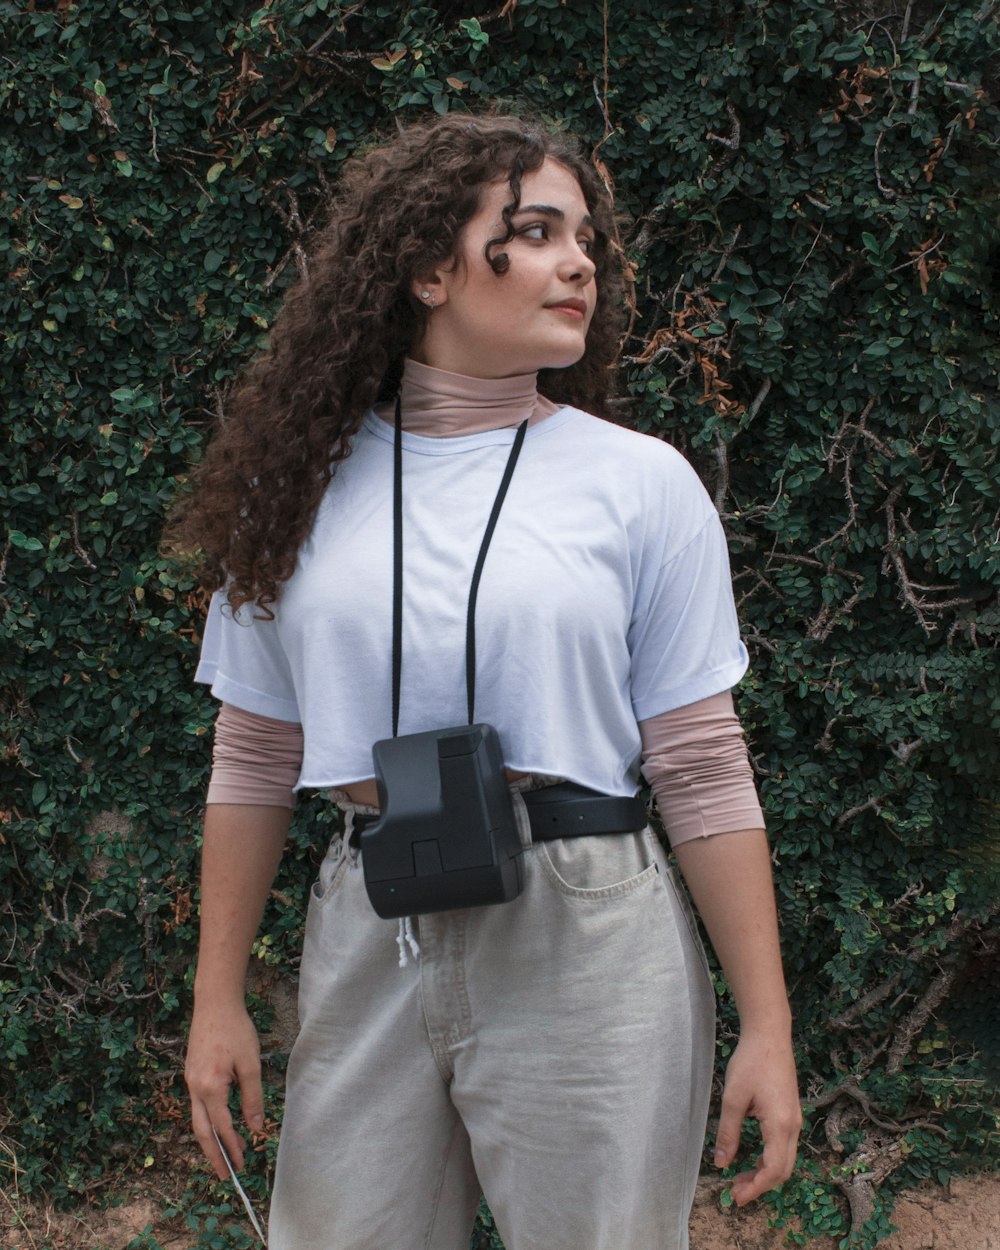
[714,1082,750,1168]
[235,1050,265,1135]
[731,1111,801,1205]
[191,1088,245,1179]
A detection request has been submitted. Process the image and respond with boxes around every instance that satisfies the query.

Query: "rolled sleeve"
[195,590,301,723]
[628,514,749,721]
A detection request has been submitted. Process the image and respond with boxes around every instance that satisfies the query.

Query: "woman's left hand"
[672,828,803,1204]
[713,1028,802,1205]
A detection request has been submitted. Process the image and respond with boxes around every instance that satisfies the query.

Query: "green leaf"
[9,530,44,551]
[459,17,489,46]
[206,162,226,184]
[729,292,751,318]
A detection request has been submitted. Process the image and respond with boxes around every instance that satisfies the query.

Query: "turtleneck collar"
[373,357,561,437]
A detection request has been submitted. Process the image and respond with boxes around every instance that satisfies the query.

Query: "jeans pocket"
[536,828,661,900]
[661,862,713,982]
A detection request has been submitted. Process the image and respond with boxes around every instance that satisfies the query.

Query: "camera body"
[361,723,524,918]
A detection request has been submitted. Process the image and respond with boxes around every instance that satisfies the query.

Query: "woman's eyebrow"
[512,203,595,229]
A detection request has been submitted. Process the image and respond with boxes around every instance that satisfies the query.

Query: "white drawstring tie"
[395,916,421,968]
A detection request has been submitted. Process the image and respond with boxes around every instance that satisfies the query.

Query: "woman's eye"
[519,223,548,240]
[578,237,595,253]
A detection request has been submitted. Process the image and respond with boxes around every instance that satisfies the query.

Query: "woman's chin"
[534,345,588,372]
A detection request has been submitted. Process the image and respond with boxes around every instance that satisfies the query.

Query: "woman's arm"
[673,828,801,1206]
[186,803,291,1179]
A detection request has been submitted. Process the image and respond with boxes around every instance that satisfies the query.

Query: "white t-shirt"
[196,406,749,797]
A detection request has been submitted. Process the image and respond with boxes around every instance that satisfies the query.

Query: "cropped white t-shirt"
[195,405,749,798]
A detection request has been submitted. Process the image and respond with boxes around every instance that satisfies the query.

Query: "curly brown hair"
[164,113,625,614]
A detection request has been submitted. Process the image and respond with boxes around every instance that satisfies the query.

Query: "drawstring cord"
[395,916,421,967]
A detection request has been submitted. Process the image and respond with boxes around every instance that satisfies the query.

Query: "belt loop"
[508,786,535,852]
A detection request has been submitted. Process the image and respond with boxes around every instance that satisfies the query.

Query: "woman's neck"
[374,358,560,436]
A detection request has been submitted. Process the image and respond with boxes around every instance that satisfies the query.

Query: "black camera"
[360,722,524,919]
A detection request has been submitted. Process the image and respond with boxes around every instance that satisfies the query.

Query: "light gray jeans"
[268,782,716,1250]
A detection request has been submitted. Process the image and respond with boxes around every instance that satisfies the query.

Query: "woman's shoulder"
[549,406,705,481]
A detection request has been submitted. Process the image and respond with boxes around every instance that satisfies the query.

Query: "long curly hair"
[164,113,625,614]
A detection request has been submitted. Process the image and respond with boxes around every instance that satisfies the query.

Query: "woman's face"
[412,157,598,378]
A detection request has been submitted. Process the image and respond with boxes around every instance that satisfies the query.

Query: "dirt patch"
[3,1195,189,1250]
[5,1171,999,1249]
[689,1173,1000,1250]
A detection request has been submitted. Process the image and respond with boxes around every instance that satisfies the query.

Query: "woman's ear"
[411,272,448,310]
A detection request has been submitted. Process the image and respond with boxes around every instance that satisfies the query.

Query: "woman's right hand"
[185,996,265,1179]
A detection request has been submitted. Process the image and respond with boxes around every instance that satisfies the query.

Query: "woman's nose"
[562,243,597,282]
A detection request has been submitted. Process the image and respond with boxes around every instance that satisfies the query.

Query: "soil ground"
[5,1170,999,1250]
[689,1174,1000,1250]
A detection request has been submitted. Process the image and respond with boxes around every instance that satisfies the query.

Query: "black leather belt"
[350,782,646,842]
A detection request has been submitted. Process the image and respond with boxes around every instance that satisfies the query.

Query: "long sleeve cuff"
[639,691,765,848]
[207,702,304,808]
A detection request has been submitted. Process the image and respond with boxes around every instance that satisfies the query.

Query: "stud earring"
[421,291,430,299]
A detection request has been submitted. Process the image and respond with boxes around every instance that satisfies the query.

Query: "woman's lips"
[546,303,586,320]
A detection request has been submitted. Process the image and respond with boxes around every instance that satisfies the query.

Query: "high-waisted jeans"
[268,781,716,1250]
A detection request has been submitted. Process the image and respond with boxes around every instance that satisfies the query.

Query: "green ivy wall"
[2,2,998,1247]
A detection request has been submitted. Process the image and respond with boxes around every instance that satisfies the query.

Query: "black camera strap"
[391,393,529,737]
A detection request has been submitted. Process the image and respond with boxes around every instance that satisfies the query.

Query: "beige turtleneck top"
[372,356,562,435]
[207,358,765,845]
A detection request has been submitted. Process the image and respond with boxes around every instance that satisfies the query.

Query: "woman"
[174,114,801,1250]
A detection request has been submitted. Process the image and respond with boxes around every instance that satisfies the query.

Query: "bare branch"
[830,260,859,292]
[900,0,914,41]
[891,737,923,763]
[70,511,96,569]
[712,435,730,513]
[146,101,159,163]
[836,1136,905,1232]
[836,796,883,829]
[631,203,668,255]
[705,102,742,178]
[884,487,978,632]
[747,377,771,421]
[711,225,742,282]
[886,963,959,1074]
[828,973,904,1031]
[807,585,863,642]
[874,130,898,199]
